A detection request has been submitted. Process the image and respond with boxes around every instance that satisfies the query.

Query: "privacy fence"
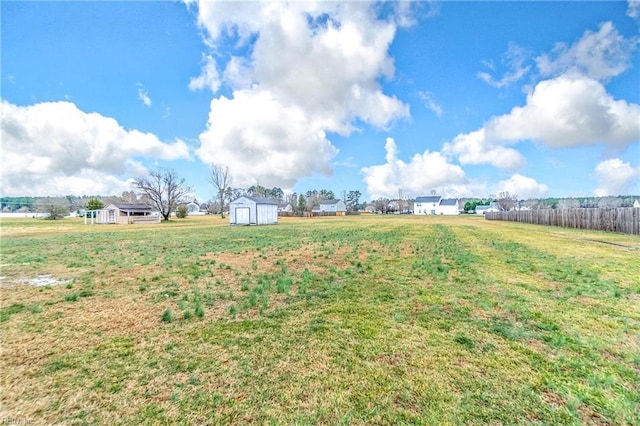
[485,207,640,235]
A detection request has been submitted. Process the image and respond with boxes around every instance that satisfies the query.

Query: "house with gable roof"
[414,195,460,215]
[313,199,346,214]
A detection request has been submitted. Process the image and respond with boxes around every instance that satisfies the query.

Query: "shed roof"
[113,203,155,211]
[415,196,441,203]
[233,196,278,205]
[439,198,458,206]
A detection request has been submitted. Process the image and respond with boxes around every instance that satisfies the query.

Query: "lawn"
[1,215,638,425]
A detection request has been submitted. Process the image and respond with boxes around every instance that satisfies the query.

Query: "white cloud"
[334,157,358,169]
[190,1,410,188]
[486,73,640,149]
[361,137,467,199]
[494,174,549,199]
[478,42,531,88]
[418,91,443,117]
[186,0,263,45]
[188,54,221,93]
[593,158,640,196]
[628,0,640,21]
[196,89,338,188]
[1,101,191,196]
[536,22,639,81]
[442,128,526,170]
[386,1,440,28]
[222,56,253,91]
[136,83,152,107]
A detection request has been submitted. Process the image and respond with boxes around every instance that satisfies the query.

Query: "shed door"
[235,207,250,224]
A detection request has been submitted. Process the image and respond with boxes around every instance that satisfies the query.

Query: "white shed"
[229,196,278,225]
[95,203,160,224]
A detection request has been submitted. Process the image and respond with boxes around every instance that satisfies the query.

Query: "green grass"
[0,215,638,424]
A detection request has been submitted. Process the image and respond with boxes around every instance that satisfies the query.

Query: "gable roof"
[439,198,458,206]
[235,196,278,205]
[320,199,342,205]
[415,196,441,203]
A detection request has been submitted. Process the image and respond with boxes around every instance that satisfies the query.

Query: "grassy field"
[1,215,639,425]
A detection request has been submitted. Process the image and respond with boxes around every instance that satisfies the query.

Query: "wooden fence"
[485,208,640,235]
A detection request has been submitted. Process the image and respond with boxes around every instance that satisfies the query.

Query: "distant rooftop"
[415,196,441,203]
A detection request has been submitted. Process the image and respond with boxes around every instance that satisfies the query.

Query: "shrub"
[43,204,68,220]
[161,308,174,323]
[195,302,205,318]
[176,205,188,219]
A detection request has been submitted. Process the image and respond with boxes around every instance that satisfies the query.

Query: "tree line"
[2,166,637,220]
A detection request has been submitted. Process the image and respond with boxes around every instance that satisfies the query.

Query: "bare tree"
[210,164,232,218]
[397,188,407,213]
[133,169,192,221]
[373,197,390,214]
[496,191,518,211]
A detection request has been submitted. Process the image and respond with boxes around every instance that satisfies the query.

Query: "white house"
[438,198,460,215]
[186,202,202,214]
[634,200,640,208]
[414,196,441,215]
[475,204,500,215]
[278,203,293,214]
[414,196,460,215]
[229,196,278,225]
[314,199,346,213]
[95,203,160,224]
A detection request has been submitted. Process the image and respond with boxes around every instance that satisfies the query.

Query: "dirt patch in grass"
[201,241,377,277]
[542,391,566,409]
[0,275,73,287]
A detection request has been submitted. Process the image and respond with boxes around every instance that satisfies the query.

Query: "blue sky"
[2,1,639,202]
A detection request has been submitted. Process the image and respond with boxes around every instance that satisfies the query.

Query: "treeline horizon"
[1,193,638,213]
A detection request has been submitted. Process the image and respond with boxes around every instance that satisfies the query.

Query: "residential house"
[438,198,460,215]
[278,203,293,214]
[313,199,347,214]
[414,196,460,215]
[414,196,441,215]
[186,202,201,214]
[363,205,376,214]
[229,196,278,225]
[95,203,160,224]
[475,204,500,215]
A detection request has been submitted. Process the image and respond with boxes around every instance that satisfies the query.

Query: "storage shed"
[95,203,160,224]
[229,196,278,225]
